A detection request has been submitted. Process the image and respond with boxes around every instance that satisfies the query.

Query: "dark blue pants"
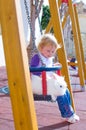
[56,88,74,118]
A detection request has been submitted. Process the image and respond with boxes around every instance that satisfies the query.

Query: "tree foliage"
[41,5,51,30]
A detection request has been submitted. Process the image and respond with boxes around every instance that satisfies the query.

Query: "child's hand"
[53,62,62,67]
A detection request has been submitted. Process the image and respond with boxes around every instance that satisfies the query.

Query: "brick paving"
[0,66,86,130]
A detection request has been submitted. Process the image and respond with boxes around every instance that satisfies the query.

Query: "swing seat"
[30,66,62,101]
[33,94,52,101]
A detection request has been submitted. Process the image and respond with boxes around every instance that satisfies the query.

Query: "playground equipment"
[30,66,61,101]
[0,0,85,130]
[0,0,38,130]
[24,0,62,101]
[46,0,86,91]
[24,0,75,109]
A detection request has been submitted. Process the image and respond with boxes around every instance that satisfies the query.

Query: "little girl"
[30,33,80,123]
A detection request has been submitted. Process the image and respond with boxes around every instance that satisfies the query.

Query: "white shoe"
[67,114,80,123]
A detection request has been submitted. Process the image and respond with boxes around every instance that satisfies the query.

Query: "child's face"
[41,45,56,58]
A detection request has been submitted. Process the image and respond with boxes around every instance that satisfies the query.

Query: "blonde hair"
[37,34,61,52]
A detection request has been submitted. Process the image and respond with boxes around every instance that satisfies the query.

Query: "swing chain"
[24,0,45,66]
[24,0,36,49]
[35,0,43,34]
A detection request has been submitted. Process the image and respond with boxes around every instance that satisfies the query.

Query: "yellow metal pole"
[68,0,85,90]
[73,5,86,80]
[0,0,38,130]
[48,0,75,110]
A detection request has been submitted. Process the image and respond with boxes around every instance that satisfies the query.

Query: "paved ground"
[0,66,86,130]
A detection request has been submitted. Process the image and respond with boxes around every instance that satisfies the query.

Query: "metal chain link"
[24,0,45,66]
[35,0,43,34]
[24,0,35,48]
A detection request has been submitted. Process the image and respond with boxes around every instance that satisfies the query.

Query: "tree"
[26,0,43,61]
[41,5,51,30]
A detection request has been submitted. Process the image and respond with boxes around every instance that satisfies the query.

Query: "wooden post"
[0,16,1,34]
[62,10,69,29]
[45,9,69,33]
[0,0,38,130]
[48,0,75,110]
[45,19,52,33]
[68,0,85,90]
[45,0,64,33]
[0,25,1,35]
[73,4,86,80]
